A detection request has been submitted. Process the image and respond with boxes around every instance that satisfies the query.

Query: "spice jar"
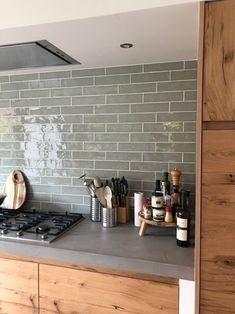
[151,192,164,208]
[152,207,165,222]
[143,198,152,220]
[164,206,174,223]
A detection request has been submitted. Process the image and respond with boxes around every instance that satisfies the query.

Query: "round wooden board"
[2,170,26,209]
[138,214,176,227]
[138,213,176,236]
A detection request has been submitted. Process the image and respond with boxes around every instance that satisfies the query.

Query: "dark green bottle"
[161,172,171,196]
[155,179,162,193]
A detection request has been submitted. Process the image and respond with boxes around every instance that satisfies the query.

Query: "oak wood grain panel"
[195,2,205,313]
[203,0,235,121]
[39,264,178,314]
[201,172,235,257]
[0,252,178,286]
[0,258,38,314]
[202,130,235,172]
[200,189,235,311]
[201,288,235,314]
[201,149,235,312]
[203,121,235,130]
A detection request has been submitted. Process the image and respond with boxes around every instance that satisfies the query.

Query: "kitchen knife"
[120,177,125,207]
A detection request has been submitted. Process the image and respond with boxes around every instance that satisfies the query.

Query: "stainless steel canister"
[102,207,118,227]
[90,196,101,222]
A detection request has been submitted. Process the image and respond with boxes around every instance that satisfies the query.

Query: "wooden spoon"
[95,187,106,208]
[104,186,112,209]
[93,176,102,188]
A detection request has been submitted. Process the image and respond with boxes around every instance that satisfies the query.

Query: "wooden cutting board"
[2,170,26,209]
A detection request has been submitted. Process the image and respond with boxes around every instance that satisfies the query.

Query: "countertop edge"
[0,240,194,281]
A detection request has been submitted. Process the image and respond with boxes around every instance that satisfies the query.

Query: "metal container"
[102,207,118,227]
[90,196,101,222]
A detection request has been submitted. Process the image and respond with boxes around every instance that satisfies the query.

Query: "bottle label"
[177,217,188,228]
[177,228,187,241]
[152,208,165,221]
[151,195,163,208]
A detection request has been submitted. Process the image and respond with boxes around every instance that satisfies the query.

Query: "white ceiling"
[0,0,199,73]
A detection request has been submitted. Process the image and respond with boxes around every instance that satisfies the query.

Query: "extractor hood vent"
[0,40,80,71]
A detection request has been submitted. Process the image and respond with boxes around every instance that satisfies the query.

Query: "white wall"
[179,279,195,314]
[0,0,200,29]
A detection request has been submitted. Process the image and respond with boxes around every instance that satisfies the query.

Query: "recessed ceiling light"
[120,43,133,49]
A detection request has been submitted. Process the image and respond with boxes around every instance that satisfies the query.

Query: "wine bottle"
[176,190,190,247]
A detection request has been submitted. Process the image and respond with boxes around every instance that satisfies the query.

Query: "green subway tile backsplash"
[0,60,197,213]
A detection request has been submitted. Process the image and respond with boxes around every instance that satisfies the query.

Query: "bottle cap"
[165,206,172,212]
[144,197,151,205]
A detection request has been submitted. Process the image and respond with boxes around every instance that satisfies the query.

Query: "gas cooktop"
[0,209,83,243]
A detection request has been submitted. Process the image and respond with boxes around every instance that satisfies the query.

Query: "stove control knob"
[16,230,23,237]
[41,233,48,240]
[1,229,8,234]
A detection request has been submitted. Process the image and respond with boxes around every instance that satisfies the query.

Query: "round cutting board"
[2,170,26,209]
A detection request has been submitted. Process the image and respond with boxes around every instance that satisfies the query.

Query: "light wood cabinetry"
[0,255,179,314]
[0,258,38,314]
[200,131,235,313]
[197,1,235,313]
[203,0,235,121]
[39,264,178,314]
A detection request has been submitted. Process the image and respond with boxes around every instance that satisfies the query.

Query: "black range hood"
[0,40,80,71]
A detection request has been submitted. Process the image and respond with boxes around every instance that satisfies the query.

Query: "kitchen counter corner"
[0,216,194,281]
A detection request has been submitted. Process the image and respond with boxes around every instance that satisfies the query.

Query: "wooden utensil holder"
[118,196,129,224]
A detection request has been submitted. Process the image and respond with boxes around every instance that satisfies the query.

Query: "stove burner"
[1,222,22,231]
[0,209,83,243]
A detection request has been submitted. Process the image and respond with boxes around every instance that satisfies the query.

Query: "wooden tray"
[138,214,176,236]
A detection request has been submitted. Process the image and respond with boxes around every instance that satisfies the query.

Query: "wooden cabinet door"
[200,130,235,313]
[39,264,178,314]
[0,258,38,313]
[203,0,235,121]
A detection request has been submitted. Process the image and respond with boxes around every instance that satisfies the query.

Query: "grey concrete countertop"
[0,217,194,280]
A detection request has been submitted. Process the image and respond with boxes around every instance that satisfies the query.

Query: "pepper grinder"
[170,168,182,187]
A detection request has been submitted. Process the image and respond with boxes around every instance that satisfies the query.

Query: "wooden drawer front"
[201,130,235,313]
[0,258,38,314]
[203,0,235,121]
[39,264,178,314]
[201,178,235,313]
[202,130,235,172]
[200,258,235,314]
